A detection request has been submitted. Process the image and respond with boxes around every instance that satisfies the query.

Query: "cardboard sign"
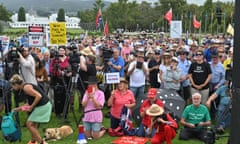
[49,22,67,45]
[106,72,120,84]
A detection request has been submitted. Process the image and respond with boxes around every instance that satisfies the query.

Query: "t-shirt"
[110,89,135,119]
[148,58,161,84]
[188,62,212,89]
[215,85,231,105]
[109,56,125,77]
[182,104,211,129]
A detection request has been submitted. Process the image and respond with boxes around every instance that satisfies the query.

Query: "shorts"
[83,122,101,132]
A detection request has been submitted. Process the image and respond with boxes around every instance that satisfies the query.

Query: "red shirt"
[110,89,135,119]
[49,57,70,77]
[140,99,164,127]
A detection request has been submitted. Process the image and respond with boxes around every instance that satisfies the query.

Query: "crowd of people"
[0,32,233,143]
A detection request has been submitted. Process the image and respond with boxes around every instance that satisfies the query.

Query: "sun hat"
[146,104,164,116]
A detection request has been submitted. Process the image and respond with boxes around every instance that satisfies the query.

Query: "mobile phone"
[87,85,93,93]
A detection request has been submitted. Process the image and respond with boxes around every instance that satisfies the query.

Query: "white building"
[9,13,81,29]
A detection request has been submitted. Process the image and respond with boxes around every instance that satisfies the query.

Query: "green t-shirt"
[182,104,211,128]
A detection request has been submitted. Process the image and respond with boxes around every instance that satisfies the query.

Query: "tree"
[0,4,11,22]
[57,8,65,22]
[18,7,26,22]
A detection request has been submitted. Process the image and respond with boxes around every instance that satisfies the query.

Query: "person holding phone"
[81,76,105,139]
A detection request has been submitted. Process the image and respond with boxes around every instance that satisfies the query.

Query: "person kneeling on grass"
[146,104,178,144]
[81,76,106,139]
[10,74,51,144]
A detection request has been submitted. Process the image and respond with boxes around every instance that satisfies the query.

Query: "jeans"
[130,85,145,100]
[217,104,231,129]
[137,123,156,137]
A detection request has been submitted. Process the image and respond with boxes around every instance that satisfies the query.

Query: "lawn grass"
[0,93,229,144]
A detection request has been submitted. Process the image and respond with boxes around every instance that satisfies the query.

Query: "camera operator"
[49,46,72,118]
[179,93,211,143]
[18,46,37,85]
[146,104,178,144]
[206,80,232,134]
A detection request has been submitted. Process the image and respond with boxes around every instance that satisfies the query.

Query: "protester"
[159,52,172,88]
[10,74,51,144]
[81,76,106,139]
[148,49,161,88]
[108,48,125,77]
[127,50,148,100]
[188,49,212,104]
[108,78,136,129]
[206,80,232,134]
[137,88,164,137]
[179,93,211,143]
[147,104,178,144]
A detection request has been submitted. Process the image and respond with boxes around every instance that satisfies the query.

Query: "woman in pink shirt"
[82,76,105,139]
[108,78,136,129]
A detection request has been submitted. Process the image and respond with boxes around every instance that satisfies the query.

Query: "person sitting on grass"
[10,74,51,144]
[146,104,178,144]
[81,76,106,139]
[179,92,211,143]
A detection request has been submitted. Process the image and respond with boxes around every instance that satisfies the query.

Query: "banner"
[49,22,67,45]
[170,21,182,39]
[106,72,120,84]
[0,35,10,57]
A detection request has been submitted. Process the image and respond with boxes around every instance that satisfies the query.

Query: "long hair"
[34,56,44,69]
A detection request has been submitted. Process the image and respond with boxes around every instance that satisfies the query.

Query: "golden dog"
[44,125,73,141]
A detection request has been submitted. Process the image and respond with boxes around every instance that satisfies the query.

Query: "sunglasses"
[196,53,203,56]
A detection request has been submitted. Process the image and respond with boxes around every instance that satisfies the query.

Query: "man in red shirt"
[136,88,164,137]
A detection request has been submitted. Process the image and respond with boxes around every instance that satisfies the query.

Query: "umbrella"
[132,94,146,127]
[157,89,185,120]
[132,89,185,126]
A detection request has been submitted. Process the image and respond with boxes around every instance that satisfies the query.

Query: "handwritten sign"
[106,72,120,84]
[49,22,67,45]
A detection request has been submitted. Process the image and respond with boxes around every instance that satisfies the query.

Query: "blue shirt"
[109,56,125,77]
[215,85,231,105]
[204,47,217,62]
[210,62,225,87]
[178,58,191,87]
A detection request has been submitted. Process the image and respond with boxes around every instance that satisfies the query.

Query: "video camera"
[7,46,24,62]
[101,46,113,62]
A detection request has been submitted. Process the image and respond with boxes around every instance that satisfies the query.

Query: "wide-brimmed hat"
[85,76,99,84]
[172,57,179,63]
[146,104,164,116]
[147,88,157,98]
[81,48,92,56]
[119,78,128,84]
[162,52,171,57]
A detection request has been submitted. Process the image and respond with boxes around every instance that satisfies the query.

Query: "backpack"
[1,111,22,142]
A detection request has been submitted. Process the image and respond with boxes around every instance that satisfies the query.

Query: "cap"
[172,57,179,63]
[147,88,157,98]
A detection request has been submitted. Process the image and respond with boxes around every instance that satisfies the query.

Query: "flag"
[164,8,172,25]
[96,10,102,28]
[227,24,234,35]
[193,15,201,29]
[104,21,109,36]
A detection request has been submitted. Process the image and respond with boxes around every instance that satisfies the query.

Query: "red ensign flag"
[164,8,172,25]
[96,10,102,28]
[104,21,109,36]
[193,15,201,29]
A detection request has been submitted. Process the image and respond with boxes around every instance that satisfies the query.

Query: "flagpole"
[224,10,226,33]
[211,11,213,34]
[205,11,207,34]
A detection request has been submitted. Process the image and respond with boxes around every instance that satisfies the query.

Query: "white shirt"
[128,61,148,87]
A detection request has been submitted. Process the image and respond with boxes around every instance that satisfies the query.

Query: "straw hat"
[146,104,164,116]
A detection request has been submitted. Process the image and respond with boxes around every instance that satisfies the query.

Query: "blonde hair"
[9,74,24,85]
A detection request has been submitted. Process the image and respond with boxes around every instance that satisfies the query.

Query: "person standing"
[148,49,161,88]
[10,74,51,144]
[188,49,212,104]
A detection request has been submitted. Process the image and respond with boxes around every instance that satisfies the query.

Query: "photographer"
[107,48,125,77]
[127,50,148,100]
[146,104,178,144]
[18,46,37,85]
[49,46,72,117]
[179,93,211,143]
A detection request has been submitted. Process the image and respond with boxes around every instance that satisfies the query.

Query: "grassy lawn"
[0,94,229,144]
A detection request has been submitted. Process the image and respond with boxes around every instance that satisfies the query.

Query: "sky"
[105,0,233,6]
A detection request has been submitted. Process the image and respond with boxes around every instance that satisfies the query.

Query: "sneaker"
[216,126,225,135]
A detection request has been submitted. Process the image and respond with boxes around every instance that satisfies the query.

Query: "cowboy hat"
[146,104,164,116]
